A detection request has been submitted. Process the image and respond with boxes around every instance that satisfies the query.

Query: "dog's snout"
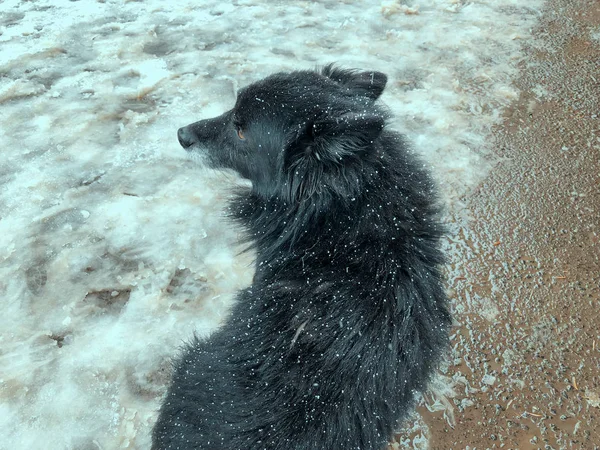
[177,126,197,149]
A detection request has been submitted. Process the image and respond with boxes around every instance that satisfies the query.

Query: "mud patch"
[83,288,132,314]
[48,332,73,348]
[164,268,212,308]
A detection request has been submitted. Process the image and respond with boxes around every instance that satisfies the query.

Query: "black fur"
[153,65,451,449]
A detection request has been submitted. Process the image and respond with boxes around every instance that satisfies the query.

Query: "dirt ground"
[414,0,600,448]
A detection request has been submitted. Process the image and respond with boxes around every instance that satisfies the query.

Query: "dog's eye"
[236,126,245,140]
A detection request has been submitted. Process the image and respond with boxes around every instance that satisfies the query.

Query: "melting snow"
[0,0,544,448]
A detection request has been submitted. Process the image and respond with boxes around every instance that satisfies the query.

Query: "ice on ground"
[0,0,544,448]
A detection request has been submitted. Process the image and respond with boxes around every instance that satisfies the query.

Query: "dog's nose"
[177,127,196,149]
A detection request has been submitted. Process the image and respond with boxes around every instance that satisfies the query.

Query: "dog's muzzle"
[177,126,197,149]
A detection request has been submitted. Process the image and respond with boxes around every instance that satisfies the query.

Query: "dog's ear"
[310,112,385,152]
[283,112,385,201]
[321,64,387,100]
[291,111,385,163]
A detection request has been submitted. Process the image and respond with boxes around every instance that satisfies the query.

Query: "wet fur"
[152,65,451,449]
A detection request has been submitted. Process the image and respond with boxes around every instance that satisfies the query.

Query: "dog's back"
[153,65,451,449]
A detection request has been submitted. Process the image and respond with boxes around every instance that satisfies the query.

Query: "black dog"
[152,65,451,449]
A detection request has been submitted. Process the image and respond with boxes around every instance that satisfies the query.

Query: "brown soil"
[421,0,600,448]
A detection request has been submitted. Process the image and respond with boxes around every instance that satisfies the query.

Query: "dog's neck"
[228,142,444,286]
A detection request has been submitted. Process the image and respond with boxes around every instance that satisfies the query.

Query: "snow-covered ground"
[0,1,544,448]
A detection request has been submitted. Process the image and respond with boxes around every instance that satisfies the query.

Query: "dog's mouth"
[183,145,211,168]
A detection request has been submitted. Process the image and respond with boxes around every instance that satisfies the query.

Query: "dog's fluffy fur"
[152,65,451,450]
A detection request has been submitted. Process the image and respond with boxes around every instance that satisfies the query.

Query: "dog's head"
[178,65,389,202]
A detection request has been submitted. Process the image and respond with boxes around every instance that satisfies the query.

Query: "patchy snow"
[0,0,544,448]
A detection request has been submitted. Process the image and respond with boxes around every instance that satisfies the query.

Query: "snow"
[0,0,544,448]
